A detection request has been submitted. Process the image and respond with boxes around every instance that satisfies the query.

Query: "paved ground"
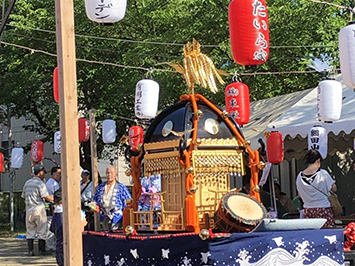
[0,238,57,265]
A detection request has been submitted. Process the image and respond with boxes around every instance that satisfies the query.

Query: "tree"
[0,0,352,164]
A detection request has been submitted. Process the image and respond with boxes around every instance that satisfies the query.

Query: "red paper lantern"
[229,0,269,66]
[53,67,59,103]
[0,153,4,173]
[225,82,250,125]
[78,118,90,142]
[128,126,144,151]
[31,140,44,163]
[266,131,283,164]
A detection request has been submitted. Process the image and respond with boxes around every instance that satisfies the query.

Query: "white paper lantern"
[308,125,328,159]
[135,79,160,119]
[11,147,24,168]
[54,131,61,153]
[85,0,127,24]
[317,80,342,122]
[102,119,116,143]
[339,22,355,88]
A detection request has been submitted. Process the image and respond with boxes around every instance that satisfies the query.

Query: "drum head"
[222,192,266,225]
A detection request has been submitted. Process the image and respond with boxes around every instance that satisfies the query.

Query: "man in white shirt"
[22,165,53,256]
[45,166,61,252]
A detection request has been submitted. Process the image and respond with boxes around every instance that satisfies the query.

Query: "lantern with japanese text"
[229,0,269,66]
[225,82,250,125]
[339,22,355,88]
[85,0,127,24]
[78,118,90,142]
[266,131,283,164]
[317,80,342,122]
[128,126,144,151]
[11,147,24,168]
[102,119,116,143]
[31,140,44,163]
[308,125,328,159]
[54,131,61,153]
[135,79,160,119]
[0,153,4,173]
[53,67,59,103]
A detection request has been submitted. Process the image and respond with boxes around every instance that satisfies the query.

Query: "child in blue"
[50,189,63,266]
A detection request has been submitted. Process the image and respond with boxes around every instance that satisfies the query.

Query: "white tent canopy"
[266,84,355,138]
[241,76,355,159]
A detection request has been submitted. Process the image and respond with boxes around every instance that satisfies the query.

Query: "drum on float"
[214,192,266,233]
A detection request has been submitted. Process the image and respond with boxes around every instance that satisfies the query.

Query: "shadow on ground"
[0,238,56,265]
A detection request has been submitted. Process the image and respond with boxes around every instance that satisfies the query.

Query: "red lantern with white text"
[53,67,59,103]
[31,140,44,163]
[129,126,143,151]
[225,82,250,125]
[266,131,283,164]
[229,0,269,66]
[339,22,355,89]
[0,153,4,173]
[78,118,90,142]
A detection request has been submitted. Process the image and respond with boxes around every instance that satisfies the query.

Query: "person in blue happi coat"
[93,166,132,231]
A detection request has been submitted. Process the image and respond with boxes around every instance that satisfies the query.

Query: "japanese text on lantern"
[135,84,143,117]
[95,0,113,19]
[310,129,320,150]
[252,0,268,61]
[227,86,240,120]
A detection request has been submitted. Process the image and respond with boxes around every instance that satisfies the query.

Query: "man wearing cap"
[45,166,61,252]
[22,165,54,256]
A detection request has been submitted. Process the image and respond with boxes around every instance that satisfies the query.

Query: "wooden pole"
[89,109,100,231]
[55,0,83,265]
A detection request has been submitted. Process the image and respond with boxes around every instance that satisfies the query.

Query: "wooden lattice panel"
[192,149,245,220]
[143,140,185,213]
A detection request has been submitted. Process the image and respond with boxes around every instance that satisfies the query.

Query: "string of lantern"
[5,24,339,49]
[0,41,338,77]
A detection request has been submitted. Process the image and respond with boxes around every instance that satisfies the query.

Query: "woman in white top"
[296,149,337,228]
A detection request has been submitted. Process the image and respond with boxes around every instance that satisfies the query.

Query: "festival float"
[82,38,344,266]
[82,0,345,264]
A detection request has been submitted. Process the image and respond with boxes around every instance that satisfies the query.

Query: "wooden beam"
[89,109,100,231]
[55,0,83,265]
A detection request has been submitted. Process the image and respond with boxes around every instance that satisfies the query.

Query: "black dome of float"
[144,100,244,143]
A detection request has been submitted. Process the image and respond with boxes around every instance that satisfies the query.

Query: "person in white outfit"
[22,165,54,256]
[45,166,61,251]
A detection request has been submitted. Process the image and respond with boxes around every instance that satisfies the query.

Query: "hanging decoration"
[339,22,355,89]
[225,82,250,125]
[102,119,116,143]
[128,126,144,151]
[54,131,61,153]
[228,0,269,66]
[78,118,90,142]
[308,125,328,159]
[11,147,24,168]
[0,153,4,173]
[266,131,283,164]
[85,0,127,24]
[167,39,228,94]
[135,79,160,119]
[317,79,342,122]
[31,140,44,163]
[53,67,59,103]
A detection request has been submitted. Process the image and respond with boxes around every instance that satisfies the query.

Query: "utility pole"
[89,109,100,231]
[55,0,83,264]
[7,106,14,232]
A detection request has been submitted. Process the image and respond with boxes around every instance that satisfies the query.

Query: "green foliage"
[0,0,352,160]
